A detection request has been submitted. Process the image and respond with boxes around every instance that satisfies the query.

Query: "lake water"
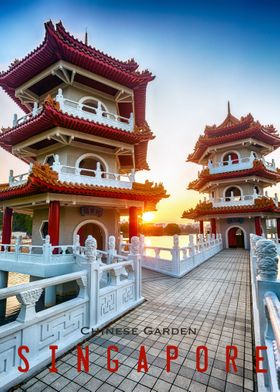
[3,235,192,321]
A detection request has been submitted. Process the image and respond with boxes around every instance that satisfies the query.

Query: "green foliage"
[0,211,32,235]
[163,223,181,235]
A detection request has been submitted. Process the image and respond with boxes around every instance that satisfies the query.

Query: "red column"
[277,218,280,241]
[255,216,262,236]
[199,220,204,235]
[2,207,13,245]
[129,207,138,240]
[210,218,217,236]
[48,201,60,248]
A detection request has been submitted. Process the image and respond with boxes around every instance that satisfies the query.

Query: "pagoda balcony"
[8,159,135,189]
[55,89,134,132]
[209,194,259,207]
[12,89,134,132]
[207,153,276,175]
[52,159,135,189]
[208,191,279,208]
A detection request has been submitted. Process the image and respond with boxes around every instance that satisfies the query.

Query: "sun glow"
[142,212,154,223]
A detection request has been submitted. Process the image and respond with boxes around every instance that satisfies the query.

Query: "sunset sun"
[142,212,154,223]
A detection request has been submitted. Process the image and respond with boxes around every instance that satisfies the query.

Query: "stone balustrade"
[0,235,143,391]
[55,89,134,132]
[0,234,133,277]
[207,152,276,175]
[120,233,223,278]
[12,104,42,127]
[51,155,135,189]
[12,91,134,132]
[209,192,260,207]
[250,234,280,391]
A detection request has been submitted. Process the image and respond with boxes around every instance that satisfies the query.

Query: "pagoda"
[0,21,168,253]
[182,103,280,249]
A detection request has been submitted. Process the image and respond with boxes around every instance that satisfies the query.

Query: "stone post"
[130,236,141,301]
[85,235,100,327]
[108,235,116,264]
[188,234,195,256]
[172,234,180,276]
[139,234,145,257]
[16,288,43,322]
[0,271,8,318]
[73,234,80,255]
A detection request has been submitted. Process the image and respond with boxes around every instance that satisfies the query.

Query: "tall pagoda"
[0,21,168,252]
[182,104,280,249]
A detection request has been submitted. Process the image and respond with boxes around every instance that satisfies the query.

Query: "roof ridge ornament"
[85,28,88,46]
[227,100,231,116]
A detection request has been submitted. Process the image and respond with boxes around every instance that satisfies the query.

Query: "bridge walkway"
[15,249,254,392]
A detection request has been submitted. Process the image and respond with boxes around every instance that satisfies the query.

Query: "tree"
[0,212,32,235]
[163,223,181,236]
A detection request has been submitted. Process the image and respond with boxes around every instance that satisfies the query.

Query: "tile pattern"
[15,249,255,392]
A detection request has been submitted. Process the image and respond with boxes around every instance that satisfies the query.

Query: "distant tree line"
[0,212,32,236]
[120,222,199,237]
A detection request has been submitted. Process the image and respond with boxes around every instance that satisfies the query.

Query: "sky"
[1,0,280,223]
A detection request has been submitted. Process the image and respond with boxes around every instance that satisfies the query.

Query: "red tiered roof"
[188,160,280,191]
[182,197,280,220]
[0,163,169,211]
[0,21,154,125]
[188,110,280,163]
[0,99,154,170]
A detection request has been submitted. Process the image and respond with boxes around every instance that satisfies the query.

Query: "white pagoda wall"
[37,145,119,172]
[57,85,118,114]
[216,218,256,250]
[31,206,120,247]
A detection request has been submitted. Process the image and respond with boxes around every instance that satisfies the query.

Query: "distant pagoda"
[182,103,280,249]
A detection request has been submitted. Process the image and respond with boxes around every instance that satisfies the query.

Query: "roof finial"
[227,100,231,115]
[84,28,88,45]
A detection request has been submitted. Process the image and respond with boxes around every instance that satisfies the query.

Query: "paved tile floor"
[14,249,254,392]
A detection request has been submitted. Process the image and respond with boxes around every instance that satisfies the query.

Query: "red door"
[228,227,245,248]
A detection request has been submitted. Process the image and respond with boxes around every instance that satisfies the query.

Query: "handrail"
[265,292,280,352]
[0,270,87,300]
[99,260,133,272]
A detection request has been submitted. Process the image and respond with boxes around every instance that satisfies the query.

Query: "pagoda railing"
[8,170,30,187]
[0,234,133,276]
[12,104,42,127]
[51,156,135,189]
[7,159,135,189]
[0,235,143,391]
[55,89,134,132]
[207,153,276,175]
[209,192,279,208]
[209,192,260,207]
[249,235,280,391]
[11,91,134,132]
[119,233,223,278]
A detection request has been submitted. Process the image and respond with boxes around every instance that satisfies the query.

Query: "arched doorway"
[228,227,245,248]
[76,222,106,249]
[225,186,242,202]
[79,157,106,177]
[223,152,239,165]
